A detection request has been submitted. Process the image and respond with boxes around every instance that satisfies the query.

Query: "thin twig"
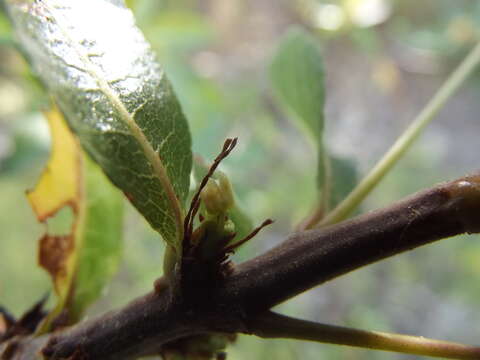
[249,312,480,359]
[183,138,238,248]
[224,219,274,254]
[319,41,480,227]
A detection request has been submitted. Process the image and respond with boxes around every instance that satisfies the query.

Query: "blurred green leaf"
[270,26,327,189]
[6,0,192,247]
[270,26,325,144]
[270,27,359,217]
[145,11,213,52]
[161,55,227,134]
[329,155,358,209]
[28,107,123,330]
[71,156,123,319]
[0,10,13,44]
[0,132,46,175]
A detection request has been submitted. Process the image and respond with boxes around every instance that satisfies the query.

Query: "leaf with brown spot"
[38,234,73,294]
[27,107,80,303]
[27,106,123,332]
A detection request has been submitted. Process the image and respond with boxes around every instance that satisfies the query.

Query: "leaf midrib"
[40,1,184,243]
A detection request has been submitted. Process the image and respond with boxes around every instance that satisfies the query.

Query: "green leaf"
[6,0,192,247]
[270,27,359,221]
[270,26,325,144]
[72,156,123,318]
[145,10,213,51]
[228,206,254,242]
[270,26,330,194]
[329,155,358,209]
[28,107,123,330]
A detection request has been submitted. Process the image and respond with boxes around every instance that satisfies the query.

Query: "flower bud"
[200,172,234,215]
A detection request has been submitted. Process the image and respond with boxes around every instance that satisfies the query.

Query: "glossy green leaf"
[6,0,192,247]
[270,26,325,144]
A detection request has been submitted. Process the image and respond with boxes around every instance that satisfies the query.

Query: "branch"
[249,312,480,359]
[3,173,480,359]
[222,173,480,312]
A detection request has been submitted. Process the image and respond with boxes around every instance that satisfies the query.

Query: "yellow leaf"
[27,105,83,331]
[27,106,81,221]
[27,105,123,333]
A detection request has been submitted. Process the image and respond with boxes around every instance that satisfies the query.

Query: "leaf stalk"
[320,41,480,227]
[250,312,480,360]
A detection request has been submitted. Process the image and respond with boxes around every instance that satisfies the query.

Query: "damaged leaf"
[6,0,192,248]
[27,108,81,300]
[27,107,123,331]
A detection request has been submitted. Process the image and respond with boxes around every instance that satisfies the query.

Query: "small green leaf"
[6,0,192,247]
[270,26,330,194]
[270,26,325,144]
[329,155,358,209]
[270,27,359,220]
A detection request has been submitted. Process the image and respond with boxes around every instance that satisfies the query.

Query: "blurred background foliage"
[1,0,480,359]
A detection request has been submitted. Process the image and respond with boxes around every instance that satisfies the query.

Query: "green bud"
[200,172,234,216]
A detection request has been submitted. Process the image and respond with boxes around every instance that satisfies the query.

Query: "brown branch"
[3,173,480,359]
[222,173,480,312]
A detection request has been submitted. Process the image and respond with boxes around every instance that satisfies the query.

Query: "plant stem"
[250,312,480,359]
[226,173,480,312]
[319,41,480,227]
[6,173,480,360]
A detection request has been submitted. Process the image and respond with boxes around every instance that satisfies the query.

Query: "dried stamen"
[183,138,238,248]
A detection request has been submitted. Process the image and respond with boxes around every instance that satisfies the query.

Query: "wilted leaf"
[6,0,192,247]
[27,108,81,300]
[27,107,123,330]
